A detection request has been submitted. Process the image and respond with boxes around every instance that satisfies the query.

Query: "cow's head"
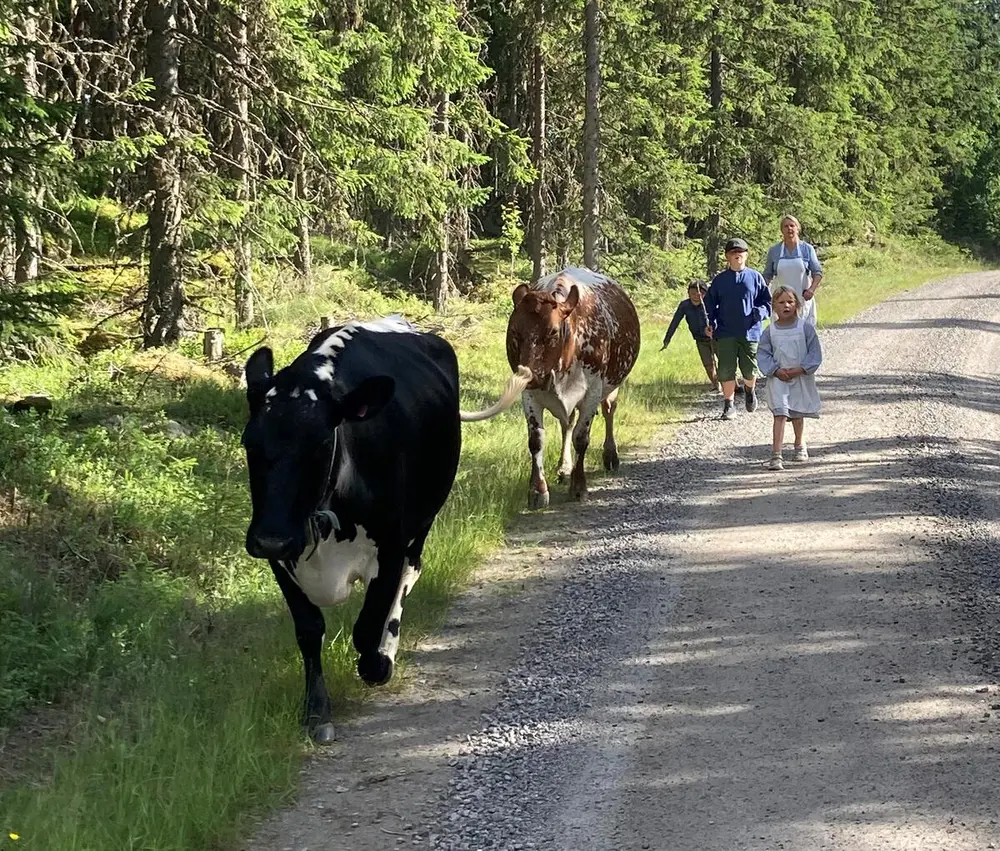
[506,282,580,389]
[241,346,394,562]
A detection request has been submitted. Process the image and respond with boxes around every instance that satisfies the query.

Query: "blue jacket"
[705,268,772,341]
[662,298,711,346]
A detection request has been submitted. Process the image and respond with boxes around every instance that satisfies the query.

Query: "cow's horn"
[459,366,532,422]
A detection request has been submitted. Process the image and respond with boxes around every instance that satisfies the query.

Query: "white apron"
[765,319,821,418]
[773,242,817,326]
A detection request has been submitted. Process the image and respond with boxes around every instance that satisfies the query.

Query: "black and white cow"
[242,317,527,742]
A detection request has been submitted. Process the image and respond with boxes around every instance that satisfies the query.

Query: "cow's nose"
[247,533,296,560]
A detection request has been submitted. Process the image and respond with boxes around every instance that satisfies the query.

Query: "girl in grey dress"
[757,286,823,470]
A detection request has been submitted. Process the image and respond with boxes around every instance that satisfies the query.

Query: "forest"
[1,0,998,848]
[2,0,999,339]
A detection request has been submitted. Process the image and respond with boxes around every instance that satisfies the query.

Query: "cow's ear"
[339,376,395,421]
[512,284,530,307]
[245,347,274,412]
[559,285,580,315]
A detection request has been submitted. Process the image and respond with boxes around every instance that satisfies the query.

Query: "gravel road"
[246,271,1000,851]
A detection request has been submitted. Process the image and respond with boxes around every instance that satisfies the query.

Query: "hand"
[803,287,814,301]
[705,326,713,338]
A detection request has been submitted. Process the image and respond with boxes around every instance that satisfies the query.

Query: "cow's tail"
[459,366,532,422]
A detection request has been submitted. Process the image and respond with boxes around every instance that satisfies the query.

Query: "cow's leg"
[373,525,432,672]
[523,391,549,509]
[270,560,336,744]
[557,410,577,483]
[353,543,409,686]
[601,387,620,471]
[569,391,603,501]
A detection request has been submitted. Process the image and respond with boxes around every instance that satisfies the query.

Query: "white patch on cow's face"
[314,360,335,383]
[291,527,379,608]
[265,387,278,399]
[305,389,318,401]
[290,387,301,398]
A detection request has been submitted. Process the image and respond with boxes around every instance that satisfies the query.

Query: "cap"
[724,237,749,252]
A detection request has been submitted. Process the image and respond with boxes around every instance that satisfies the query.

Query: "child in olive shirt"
[661,282,719,391]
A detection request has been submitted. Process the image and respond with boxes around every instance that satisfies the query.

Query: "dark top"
[662,298,711,346]
[705,268,772,341]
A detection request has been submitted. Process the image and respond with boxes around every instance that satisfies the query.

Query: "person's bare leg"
[772,416,787,455]
[792,417,805,448]
[721,379,736,401]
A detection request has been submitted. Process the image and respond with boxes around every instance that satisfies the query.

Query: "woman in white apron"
[763,215,824,326]
[757,286,823,471]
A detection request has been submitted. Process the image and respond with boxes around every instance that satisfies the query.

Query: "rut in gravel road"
[246,271,1000,851]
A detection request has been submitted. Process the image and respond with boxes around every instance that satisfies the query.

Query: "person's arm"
[757,326,779,376]
[801,323,823,374]
[704,282,719,331]
[753,272,772,325]
[762,244,777,284]
[804,243,823,296]
[661,302,686,349]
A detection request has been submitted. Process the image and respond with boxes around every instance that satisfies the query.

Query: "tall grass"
[0,236,982,850]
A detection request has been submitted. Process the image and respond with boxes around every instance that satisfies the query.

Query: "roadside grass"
[816,238,979,326]
[0,235,982,850]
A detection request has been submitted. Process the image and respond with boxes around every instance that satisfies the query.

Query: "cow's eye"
[547,328,560,339]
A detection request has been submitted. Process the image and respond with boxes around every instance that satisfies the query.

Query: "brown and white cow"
[503,267,640,508]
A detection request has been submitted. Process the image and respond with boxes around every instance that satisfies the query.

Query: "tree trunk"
[14,5,42,283]
[293,161,312,280]
[230,5,253,328]
[455,126,472,253]
[581,0,601,271]
[0,225,14,288]
[141,0,186,348]
[433,91,451,312]
[705,6,724,278]
[530,0,547,281]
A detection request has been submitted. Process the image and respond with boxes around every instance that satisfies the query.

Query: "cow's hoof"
[603,448,620,471]
[556,468,573,484]
[528,488,550,510]
[358,652,393,686]
[310,722,337,744]
[569,482,588,502]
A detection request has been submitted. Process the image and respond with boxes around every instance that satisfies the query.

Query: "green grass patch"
[814,237,981,326]
[0,234,983,850]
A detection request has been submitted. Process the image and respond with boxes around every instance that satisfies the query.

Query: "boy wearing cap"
[704,237,772,420]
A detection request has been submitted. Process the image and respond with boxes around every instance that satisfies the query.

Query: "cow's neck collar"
[303,427,342,561]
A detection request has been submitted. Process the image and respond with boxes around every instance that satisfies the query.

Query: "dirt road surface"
[246,271,1000,851]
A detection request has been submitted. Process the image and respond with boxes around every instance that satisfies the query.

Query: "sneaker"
[791,445,809,462]
[768,454,784,471]
[745,387,758,413]
[720,399,734,420]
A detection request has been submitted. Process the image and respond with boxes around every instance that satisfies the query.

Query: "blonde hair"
[771,285,803,316]
[780,214,801,230]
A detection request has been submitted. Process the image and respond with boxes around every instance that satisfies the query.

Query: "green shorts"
[695,339,717,376]
[715,337,758,382]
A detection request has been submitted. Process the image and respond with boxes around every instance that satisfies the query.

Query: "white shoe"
[791,445,809,462]
[768,454,784,471]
